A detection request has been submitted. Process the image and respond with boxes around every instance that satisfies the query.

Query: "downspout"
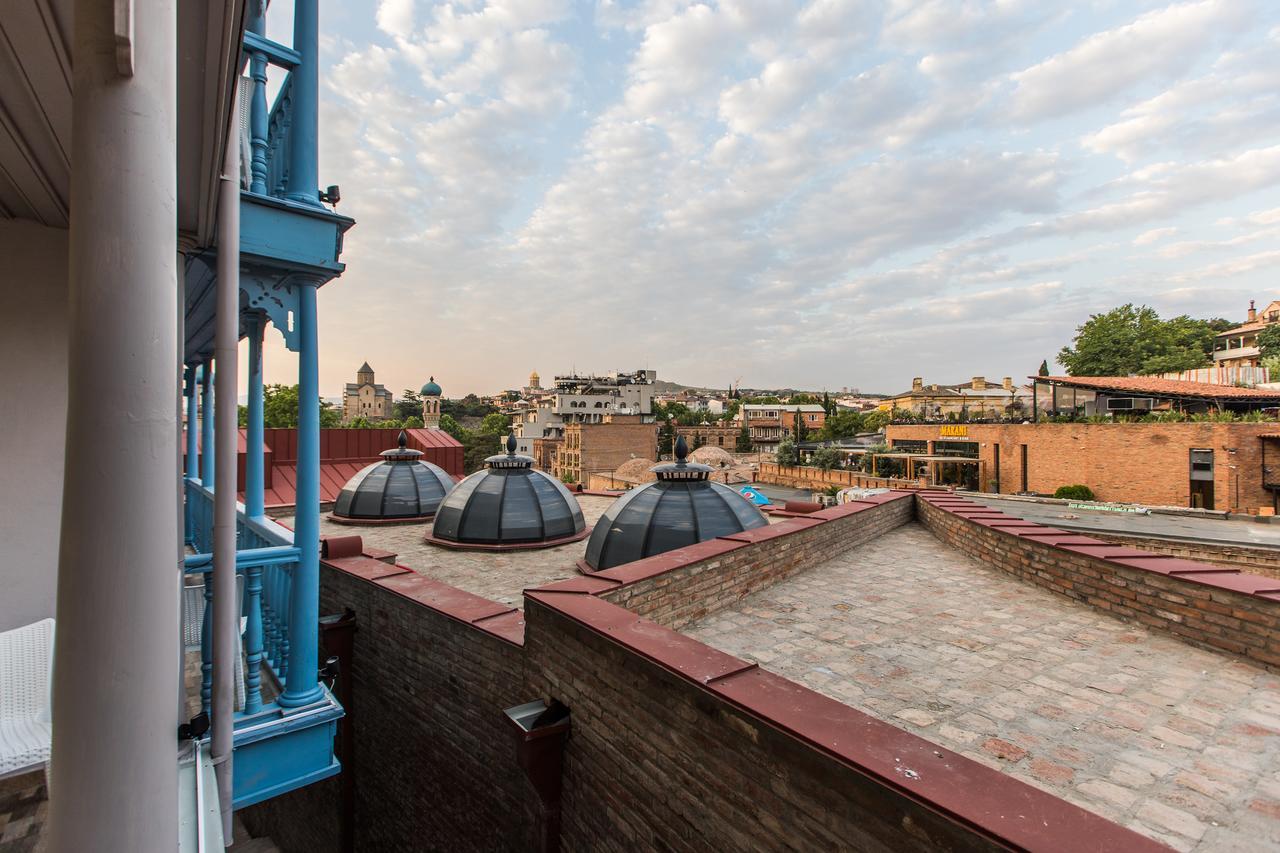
[212,98,242,841]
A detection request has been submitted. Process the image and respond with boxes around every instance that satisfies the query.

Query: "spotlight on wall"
[320,184,341,208]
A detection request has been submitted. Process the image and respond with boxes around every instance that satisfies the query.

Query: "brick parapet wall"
[759,462,922,491]
[916,494,1280,670]
[592,495,914,629]
[1082,530,1280,580]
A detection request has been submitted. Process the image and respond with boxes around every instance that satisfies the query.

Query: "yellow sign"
[939,425,968,437]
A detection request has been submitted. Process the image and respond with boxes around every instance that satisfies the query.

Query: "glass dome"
[427,435,588,549]
[582,436,767,572]
[331,431,457,523]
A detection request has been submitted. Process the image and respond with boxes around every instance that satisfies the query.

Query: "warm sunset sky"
[251,0,1280,398]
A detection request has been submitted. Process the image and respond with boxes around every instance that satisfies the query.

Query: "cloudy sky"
[254,0,1280,397]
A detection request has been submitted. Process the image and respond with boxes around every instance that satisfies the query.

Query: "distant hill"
[652,379,721,394]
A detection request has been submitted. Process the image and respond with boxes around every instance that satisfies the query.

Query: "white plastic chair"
[0,617,54,780]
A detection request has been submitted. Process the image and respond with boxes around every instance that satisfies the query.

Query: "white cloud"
[1133,227,1177,245]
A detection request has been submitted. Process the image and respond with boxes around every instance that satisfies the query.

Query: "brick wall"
[1084,530,1280,580]
[244,556,537,852]
[888,422,1276,511]
[597,496,914,630]
[916,494,1280,670]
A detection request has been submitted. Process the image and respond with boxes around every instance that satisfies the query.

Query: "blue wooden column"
[245,315,266,517]
[285,0,321,207]
[279,280,323,707]
[201,360,216,487]
[185,366,199,478]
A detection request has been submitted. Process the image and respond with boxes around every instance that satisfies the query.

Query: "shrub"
[1054,484,1095,501]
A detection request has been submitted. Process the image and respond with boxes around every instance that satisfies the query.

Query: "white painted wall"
[0,219,68,631]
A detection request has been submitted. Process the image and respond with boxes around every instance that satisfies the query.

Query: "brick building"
[736,403,826,452]
[554,414,658,485]
[675,423,741,451]
[885,375,1032,419]
[885,421,1280,512]
[342,362,394,422]
[1214,298,1280,368]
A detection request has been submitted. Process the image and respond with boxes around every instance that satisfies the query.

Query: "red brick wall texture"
[888,422,1276,511]
[241,490,1280,852]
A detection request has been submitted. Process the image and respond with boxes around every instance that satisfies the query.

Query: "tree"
[657,419,675,457]
[1258,325,1280,360]
[793,408,809,443]
[252,383,341,428]
[1038,360,1050,376]
[478,412,511,435]
[402,415,424,428]
[775,438,798,466]
[1058,304,1226,376]
[821,390,833,416]
[811,447,841,470]
[721,399,741,422]
[394,390,423,422]
[861,409,890,432]
[818,410,862,440]
[347,416,374,429]
[735,425,752,453]
[439,413,465,441]
[789,393,818,405]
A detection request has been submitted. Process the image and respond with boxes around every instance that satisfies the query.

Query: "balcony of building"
[0,0,351,848]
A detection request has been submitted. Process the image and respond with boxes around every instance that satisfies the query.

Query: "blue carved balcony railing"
[183,481,341,809]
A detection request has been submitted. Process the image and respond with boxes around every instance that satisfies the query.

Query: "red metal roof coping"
[533,575,623,595]
[321,535,364,559]
[525,588,1164,853]
[707,667,1165,853]
[472,610,526,645]
[526,591,757,685]
[320,555,411,583]
[806,502,876,521]
[718,516,825,544]
[1032,374,1280,400]
[375,573,516,625]
[923,496,1280,607]
[590,538,751,586]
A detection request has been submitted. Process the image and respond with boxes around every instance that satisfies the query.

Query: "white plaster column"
[48,1,180,850]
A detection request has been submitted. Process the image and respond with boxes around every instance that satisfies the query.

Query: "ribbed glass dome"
[332,431,456,522]
[428,435,587,549]
[582,437,767,572]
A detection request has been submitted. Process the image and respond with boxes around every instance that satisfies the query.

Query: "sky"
[252,0,1280,398]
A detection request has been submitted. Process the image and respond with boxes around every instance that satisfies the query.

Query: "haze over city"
[241,0,1280,397]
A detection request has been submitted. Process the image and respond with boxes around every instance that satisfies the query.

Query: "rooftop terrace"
[684,522,1280,851]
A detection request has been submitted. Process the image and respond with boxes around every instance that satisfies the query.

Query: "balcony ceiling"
[0,0,245,245]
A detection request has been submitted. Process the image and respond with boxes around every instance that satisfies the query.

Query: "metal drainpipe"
[212,99,242,840]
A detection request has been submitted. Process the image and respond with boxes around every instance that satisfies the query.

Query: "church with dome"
[342,362,394,422]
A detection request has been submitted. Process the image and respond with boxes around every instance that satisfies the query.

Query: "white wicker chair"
[0,617,55,780]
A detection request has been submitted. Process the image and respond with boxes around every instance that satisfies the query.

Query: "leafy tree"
[402,415,424,428]
[478,412,511,435]
[811,447,841,470]
[1058,304,1226,376]
[439,413,465,441]
[734,425,752,453]
[442,394,497,419]
[394,390,423,422]
[861,410,890,432]
[793,408,809,443]
[821,390,833,416]
[1038,360,1050,376]
[347,416,374,429]
[722,399,741,422]
[657,419,675,456]
[247,383,342,428]
[775,438,798,466]
[463,433,500,473]
[789,393,818,405]
[1257,325,1280,361]
[818,410,863,440]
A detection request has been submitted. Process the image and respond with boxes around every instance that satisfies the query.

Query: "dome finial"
[674,435,688,463]
[507,433,517,455]
[397,429,407,449]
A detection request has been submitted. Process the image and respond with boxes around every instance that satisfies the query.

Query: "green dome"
[420,376,442,397]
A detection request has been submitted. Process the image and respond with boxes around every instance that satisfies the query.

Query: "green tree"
[861,410,890,432]
[775,438,798,465]
[734,425,752,453]
[251,383,342,428]
[793,408,809,443]
[821,390,833,416]
[811,447,841,469]
[721,399,741,422]
[402,415,424,428]
[657,419,675,456]
[347,416,373,429]
[1058,304,1226,376]
[478,412,511,435]
[789,393,818,405]
[463,433,500,473]
[818,410,863,440]
[394,390,423,422]
[439,413,466,441]
[1257,325,1280,360]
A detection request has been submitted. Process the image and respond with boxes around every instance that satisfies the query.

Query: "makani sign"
[939,425,969,437]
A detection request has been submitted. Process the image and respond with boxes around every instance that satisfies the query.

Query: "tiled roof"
[1033,375,1280,400]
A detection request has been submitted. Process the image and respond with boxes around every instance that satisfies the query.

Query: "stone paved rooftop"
[285,495,617,609]
[684,523,1280,852]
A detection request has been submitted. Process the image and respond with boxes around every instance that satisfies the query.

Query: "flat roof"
[684,523,1280,851]
[1032,375,1280,402]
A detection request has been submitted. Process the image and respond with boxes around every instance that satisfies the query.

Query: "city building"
[676,422,742,450]
[512,369,657,456]
[555,414,658,484]
[342,362,393,422]
[1214,299,1280,368]
[736,403,826,451]
[885,376,1033,419]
